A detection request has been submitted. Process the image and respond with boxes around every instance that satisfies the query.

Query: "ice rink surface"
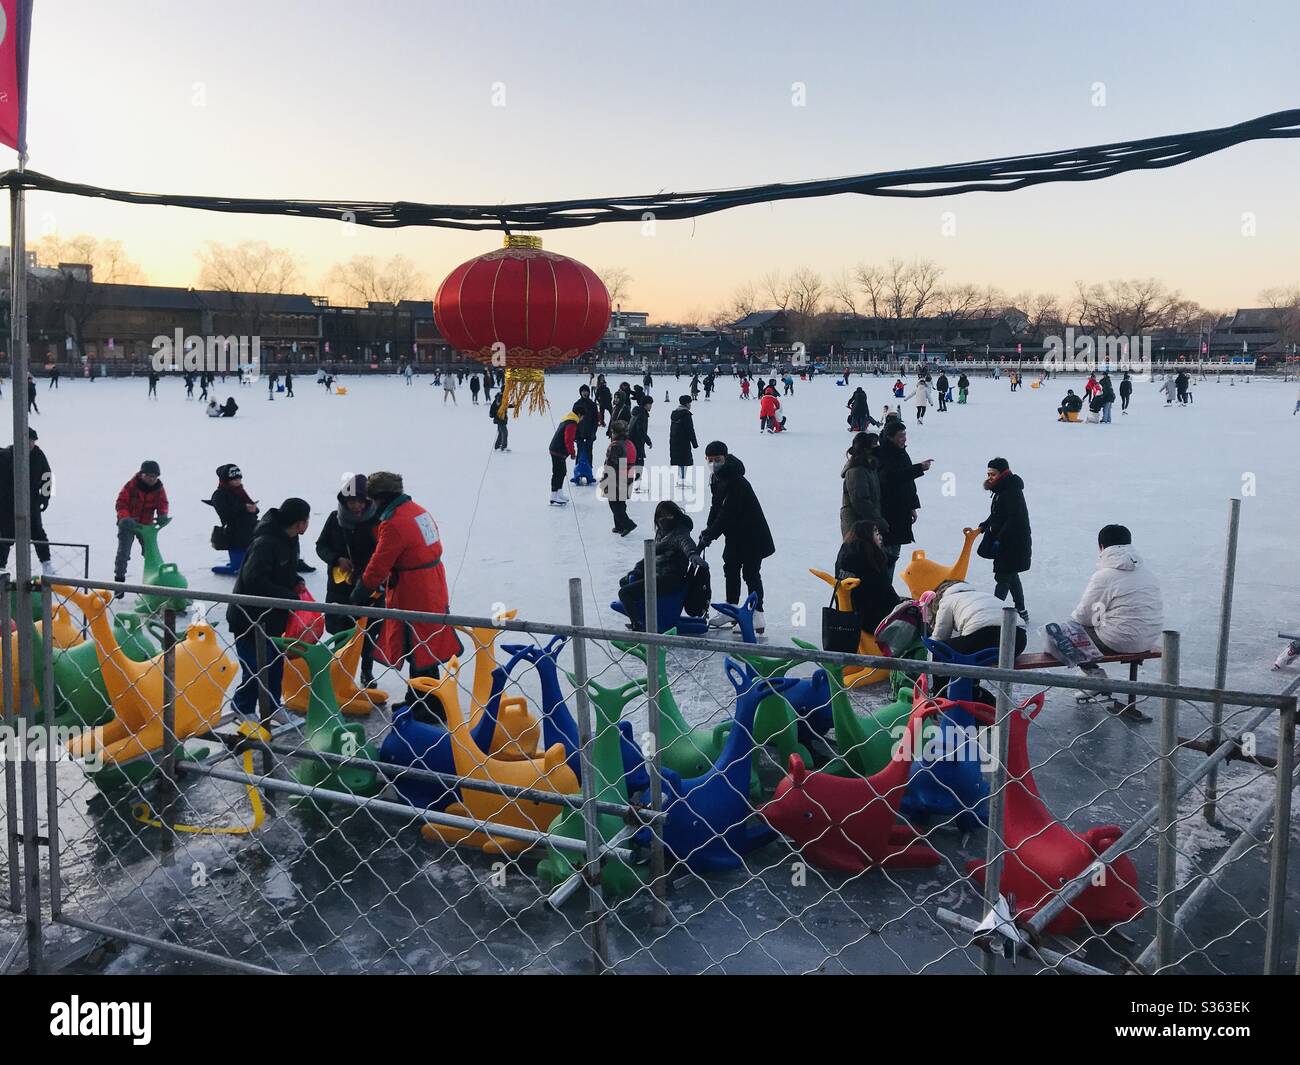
[23,369,1298,688]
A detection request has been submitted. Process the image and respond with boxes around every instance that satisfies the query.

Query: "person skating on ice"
[1119,371,1133,413]
[698,440,775,636]
[547,408,579,506]
[489,391,510,451]
[669,394,698,484]
[601,420,638,536]
[904,376,931,424]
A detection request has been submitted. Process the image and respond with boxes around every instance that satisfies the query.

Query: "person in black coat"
[698,442,775,632]
[316,474,381,683]
[846,386,879,432]
[205,463,259,554]
[876,420,932,578]
[617,501,698,628]
[1057,390,1083,419]
[595,375,612,427]
[627,395,653,472]
[227,498,312,717]
[977,457,1032,620]
[836,520,902,633]
[668,395,698,480]
[1119,372,1133,414]
[0,428,53,571]
[936,372,949,412]
[573,385,599,466]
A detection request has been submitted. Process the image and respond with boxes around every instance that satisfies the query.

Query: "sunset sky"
[16,0,1300,318]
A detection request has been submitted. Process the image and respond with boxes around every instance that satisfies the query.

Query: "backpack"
[683,557,711,617]
[874,599,924,657]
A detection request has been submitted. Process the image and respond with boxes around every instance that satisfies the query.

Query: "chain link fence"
[1,569,1295,975]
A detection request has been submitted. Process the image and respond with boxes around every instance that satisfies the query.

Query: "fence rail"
[1,570,1295,975]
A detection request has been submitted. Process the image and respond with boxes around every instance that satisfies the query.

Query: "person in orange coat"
[351,471,461,711]
[758,391,781,433]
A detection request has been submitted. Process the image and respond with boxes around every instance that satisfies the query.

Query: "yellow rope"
[132,721,268,836]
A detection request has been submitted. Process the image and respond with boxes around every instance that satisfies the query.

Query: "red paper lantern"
[434,235,610,413]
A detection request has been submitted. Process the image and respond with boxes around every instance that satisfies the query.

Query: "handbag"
[210,524,230,551]
[821,580,861,654]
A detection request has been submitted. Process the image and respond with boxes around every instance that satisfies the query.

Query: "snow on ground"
[21,370,1300,687]
[4,369,1298,973]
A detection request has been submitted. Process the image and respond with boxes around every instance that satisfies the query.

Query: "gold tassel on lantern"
[500,366,548,417]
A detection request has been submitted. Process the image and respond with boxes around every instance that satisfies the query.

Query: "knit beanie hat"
[216,463,242,481]
[140,460,161,476]
[339,473,368,501]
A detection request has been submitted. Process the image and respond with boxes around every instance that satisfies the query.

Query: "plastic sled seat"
[274,631,381,798]
[808,570,888,687]
[611,585,708,635]
[960,694,1144,935]
[281,622,384,719]
[1061,410,1080,422]
[761,684,946,873]
[661,660,800,872]
[898,670,989,832]
[709,592,760,643]
[417,659,577,856]
[899,527,979,599]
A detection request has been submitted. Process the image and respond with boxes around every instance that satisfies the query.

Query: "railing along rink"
[1,561,1295,975]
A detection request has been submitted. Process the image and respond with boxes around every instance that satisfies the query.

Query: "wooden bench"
[1013,649,1162,718]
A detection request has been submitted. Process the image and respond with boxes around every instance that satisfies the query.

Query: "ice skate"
[549,491,569,506]
[1274,644,1299,671]
[753,610,766,635]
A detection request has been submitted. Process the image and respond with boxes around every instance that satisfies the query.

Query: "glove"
[348,580,377,606]
[688,552,704,568]
[157,515,172,527]
[117,517,139,532]
[697,535,712,551]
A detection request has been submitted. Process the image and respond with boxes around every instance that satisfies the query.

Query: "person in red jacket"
[758,391,781,433]
[351,470,461,715]
[114,459,170,584]
[547,410,578,506]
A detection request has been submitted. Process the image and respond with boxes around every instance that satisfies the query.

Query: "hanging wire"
[2,109,1295,232]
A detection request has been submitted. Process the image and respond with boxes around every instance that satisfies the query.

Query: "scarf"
[982,469,1011,492]
[220,479,255,507]
[337,497,377,529]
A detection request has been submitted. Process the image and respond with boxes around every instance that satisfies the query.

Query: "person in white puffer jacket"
[927,579,1027,657]
[1069,524,1163,711]
[1070,525,1164,653]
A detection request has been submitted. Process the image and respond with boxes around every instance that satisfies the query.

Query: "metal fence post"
[1156,629,1181,972]
[980,606,1018,974]
[568,578,611,973]
[1205,498,1240,824]
[1,574,18,918]
[254,625,275,777]
[39,582,60,921]
[1264,698,1295,974]
[159,607,178,861]
[642,539,668,926]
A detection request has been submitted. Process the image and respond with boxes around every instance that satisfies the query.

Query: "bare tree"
[787,267,826,319]
[1260,285,1300,351]
[1072,278,1182,335]
[30,235,147,358]
[853,263,887,318]
[596,266,632,307]
[760,270,793,311]
[325,254,426,307]
[829,269,859,314]
[197,240,300,338]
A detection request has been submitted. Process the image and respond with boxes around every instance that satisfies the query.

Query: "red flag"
[0,1,33,154]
